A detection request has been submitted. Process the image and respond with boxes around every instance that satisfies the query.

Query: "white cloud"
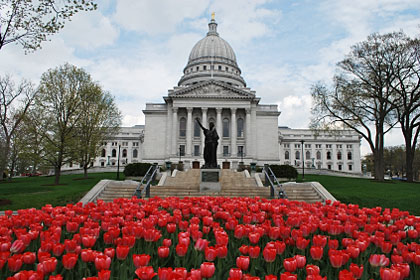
[112,0,210,34]
[61,10,119,49]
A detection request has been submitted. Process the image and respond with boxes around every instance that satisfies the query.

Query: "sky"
[1,0,420,156]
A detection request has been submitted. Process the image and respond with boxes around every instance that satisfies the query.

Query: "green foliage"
[270,164,298,179]
[123,163,152,177]
[0,0,97,52]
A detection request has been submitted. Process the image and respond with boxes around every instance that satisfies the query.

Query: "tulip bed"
[1,197,420,280]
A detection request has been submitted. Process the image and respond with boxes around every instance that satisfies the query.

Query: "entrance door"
[222,161,230,169]
[192,161,200,169]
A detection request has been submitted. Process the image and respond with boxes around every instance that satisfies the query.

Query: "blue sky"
[1,0,420,155]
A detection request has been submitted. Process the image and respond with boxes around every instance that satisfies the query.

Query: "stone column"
[172,107,178,156]
[201,107,208,156]
[216,107,223,157]
[186,107,193,156]
[231,108,237,157]
[245,108,251,158]
[166,105,172,157]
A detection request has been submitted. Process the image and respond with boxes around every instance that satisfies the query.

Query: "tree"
[388,36,420,182]
[74,84,121,178]
[0,0,97,52]
[311,33,402,181]
[0,75,36,181]
[32,64,91,185]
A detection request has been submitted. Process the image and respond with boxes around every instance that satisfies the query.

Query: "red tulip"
[176,243,188,257]
[205,246,217,261]
[347,245,360,259]
[173,267,188,279]
[163,238,172,247]
[38,257,57,274]
[265,275,278,280]
[295,254,306,268]
[52,243,65,257]
[310,246,323,260]
[312,235,328,248]
[200,262,215,278]
[380,268,401,280]
[328,239,339,250]
[236,256,250,271]
[369,254,390,267]
[329,251,345,268]
[98,269,111,280]
[195,238,209,251]
[296,237,310,250]
[263,247,276,262]
[10,240,26,254]
[349,263,363,279]
[158,246,169,258]
[239,245,249,255]
[248,246,260,258]
[306,264,320,275]
[166,223,177,233]
[81,249,97,262]
[158,267,173,280]
[190,268,202,279]
[116,245,130,260]
[248,232,261,244]
[22,251,36,264]
[274,241,286,255]
[8,254,23,272]
[216,244,228,258]
[95,255,111,271]
[229,268,243,279]
[135,266,157,280]
[104,248,115,259]
[82,235,97,248]
[66,221,79,233]
[283,257,297,272]
[133,254,151,268]
[62,253,78,269]
[280,272,297,280]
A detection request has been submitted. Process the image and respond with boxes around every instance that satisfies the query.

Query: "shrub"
[123,163,152,177]
[269,164,298,180]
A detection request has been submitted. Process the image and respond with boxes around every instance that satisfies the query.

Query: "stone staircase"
[95,181,139,203]
[281,183,324,203]
[150,169,201,197]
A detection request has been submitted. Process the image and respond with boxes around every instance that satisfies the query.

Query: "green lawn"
[0,172,125,211]
[299,174,420,216]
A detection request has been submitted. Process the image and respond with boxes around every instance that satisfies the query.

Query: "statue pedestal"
[200,169,221,192]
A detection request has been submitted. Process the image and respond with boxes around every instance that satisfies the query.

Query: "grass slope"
[0,173,124,211]
[301,174,420,216]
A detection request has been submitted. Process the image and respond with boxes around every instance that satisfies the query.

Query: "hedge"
[123,162,152,177]
[269,164,298,180]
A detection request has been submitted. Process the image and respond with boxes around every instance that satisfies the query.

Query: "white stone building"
[64,18,362,174]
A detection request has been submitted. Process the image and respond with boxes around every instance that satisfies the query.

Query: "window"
[284,144,290,148]
[218,65,222,70]
[122,142,128,147]
[122,149,127,158]
[326,151,331,160]
[238,146,244,157]
[133,142,139,147]
[295,144,301,148]
[338,164,342,171]
[237,118,244,137]
[133,149,138,158]
[306,151,311,160]
[203,65,207,70]
[194,119,201,137]
[337,152,342,160]
[328,164,331,170]
[101,162,105,167]
[348,164,353,171]
[196,66,199,71]
[223,118,229,137]
[112,142,117,146]
[112,161,115,166]
[285,151,290,160]
[223,146,229,156]
[305,144,311,148]
[179,145,185,156]
[101,149,106,157]
[316,151,321,160]
[347,152,352,160]
[69,162,73,168]
[179,117,186,137]
[194,145,200,156]
[347,144,353,149]
[326,144,332,149]
[295,151,300,160]
[225,67,229,71]
[112,149,117,157]
[315,144,322,149]
[102,142,107,146]
[337,144,342,148]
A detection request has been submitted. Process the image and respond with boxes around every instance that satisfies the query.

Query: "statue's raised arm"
[196,118,205,130]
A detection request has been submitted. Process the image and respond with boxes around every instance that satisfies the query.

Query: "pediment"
[168,81,255,99]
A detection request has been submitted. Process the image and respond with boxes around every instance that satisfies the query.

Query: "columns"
[186,107,193,156]
[216,107,222,157]
[166,105,172,156]
[245,108,251,158]
[172,107,178,156]
[201,107,208,156]
[231,108,237,157]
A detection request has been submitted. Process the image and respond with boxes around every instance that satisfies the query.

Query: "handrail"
[263,165,288,199]
[133,164,158,198]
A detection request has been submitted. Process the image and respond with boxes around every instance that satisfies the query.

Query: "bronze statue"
[196,118,219,168]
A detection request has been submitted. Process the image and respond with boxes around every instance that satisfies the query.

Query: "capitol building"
[87,18,362,174]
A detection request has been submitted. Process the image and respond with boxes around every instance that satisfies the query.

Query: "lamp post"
[300,140,305,180]
[116,144,121,180]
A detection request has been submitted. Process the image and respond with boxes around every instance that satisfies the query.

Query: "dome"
[178,18,246,87]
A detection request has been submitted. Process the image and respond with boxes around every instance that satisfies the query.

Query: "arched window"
[306,151,311,160]
[101,149,106,157]
[326,151,331,160]
[337,152,342,160]
[179,117,186,137]
[122,149,127,158]
[237,118,244,137]
[112,149,117,157]
[223,118,229,137]
[194,118,201,137]
[133,149,138,158]
[347,152,352,160]
[285,151,289,160]
[316,151,321,160]
[295,151,300,160]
